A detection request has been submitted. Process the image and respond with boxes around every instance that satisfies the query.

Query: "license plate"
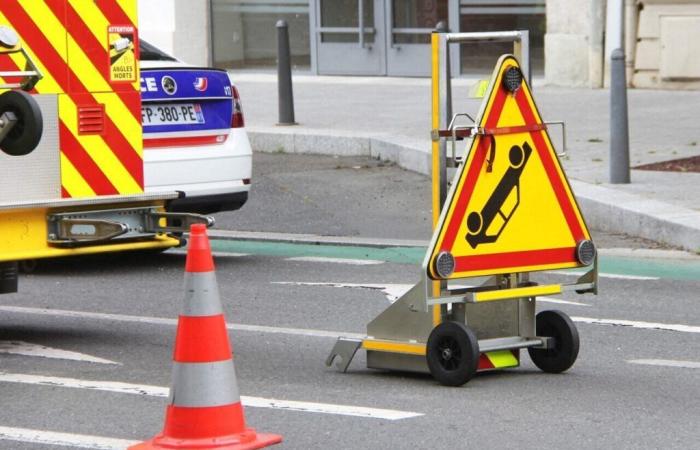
[142,103,205,126]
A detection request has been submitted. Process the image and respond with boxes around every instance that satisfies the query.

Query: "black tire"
[528,310,580,373]
[426,321,480,386]
[18,259,38,274]
[0,90,43,156]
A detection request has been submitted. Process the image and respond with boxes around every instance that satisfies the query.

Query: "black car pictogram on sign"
[465,141,532,249]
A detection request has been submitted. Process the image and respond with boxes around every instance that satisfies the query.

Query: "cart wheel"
[0,90,43,156]
[528,310,579,373]
[426,321,480,386]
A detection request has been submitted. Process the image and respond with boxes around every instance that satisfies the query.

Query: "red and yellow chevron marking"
[0,0,142,198]
[478,349,519,371]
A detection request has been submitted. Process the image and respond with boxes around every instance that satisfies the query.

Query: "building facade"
[138,0,700,88]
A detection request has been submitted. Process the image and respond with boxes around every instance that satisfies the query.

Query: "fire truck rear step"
[47,208,213,247]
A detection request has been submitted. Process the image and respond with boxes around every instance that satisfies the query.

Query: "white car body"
[139,46,251,214]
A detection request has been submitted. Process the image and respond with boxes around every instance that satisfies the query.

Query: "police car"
[140,40,251,214]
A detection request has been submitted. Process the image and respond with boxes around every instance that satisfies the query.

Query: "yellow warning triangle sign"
[427,55,592,280]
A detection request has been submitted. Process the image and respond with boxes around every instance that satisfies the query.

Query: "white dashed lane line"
[286,256,384,265]
[0,426,138,450]
[0,372,423,420]
[0,340,118,365]
[273,281,591,306]
[627,359,700,369]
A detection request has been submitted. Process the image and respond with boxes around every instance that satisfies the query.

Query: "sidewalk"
[231,72,700,252]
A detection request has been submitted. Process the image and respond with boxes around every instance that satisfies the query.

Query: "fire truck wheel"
[426,321,479,386]
[0,90,43,156]
[528,310,580,373]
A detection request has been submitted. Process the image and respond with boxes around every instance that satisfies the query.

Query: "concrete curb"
[248,128,700,252]
[570,181,700,253]
[248,127,433,175]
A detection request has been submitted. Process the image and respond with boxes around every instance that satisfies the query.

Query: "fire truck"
[0,0,210,294]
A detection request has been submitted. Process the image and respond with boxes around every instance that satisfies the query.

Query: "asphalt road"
[216,153,675,249]
[0,153,697,449]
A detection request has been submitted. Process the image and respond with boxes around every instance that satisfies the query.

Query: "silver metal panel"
[367,350,428,374]
[367,279,435,343]
[0,94,60,204]
[464,301,519,339]
[518,297,536,338]
[479,336,543,352]
[326,338,363,372]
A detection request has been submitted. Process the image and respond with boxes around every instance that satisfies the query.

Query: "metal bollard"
[434,20,451,123]
[610,48,630,183]
[276,19,296,125]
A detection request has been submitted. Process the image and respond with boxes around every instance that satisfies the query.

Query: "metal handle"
[387,0,396,50]
[544,120,567,157]
[358,0,364,48]
[447,113,476,167]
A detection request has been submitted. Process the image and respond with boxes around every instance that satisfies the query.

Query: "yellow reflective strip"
[93,93,141,155]
[455,262,580,279]
[60,153,96,198]
[430,33,444,326]
[59,96,141,194]
[68,0,110,45]
[475,284,562,302]
[431,33,440,229]
[362,340,426,356]
[485,350,519,368]
[19,0,68,61]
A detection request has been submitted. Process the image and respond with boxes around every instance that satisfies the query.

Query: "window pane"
[212,0,310,69]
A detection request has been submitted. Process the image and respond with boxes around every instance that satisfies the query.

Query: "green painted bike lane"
[211,239,700,282]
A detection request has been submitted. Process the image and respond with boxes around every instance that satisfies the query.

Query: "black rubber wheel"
[18,259,38,274]
[426,321,480,386]
[528,310,580,373]
[0,90,43,156]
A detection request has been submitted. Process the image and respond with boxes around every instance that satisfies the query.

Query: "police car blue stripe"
[141,69,233,134]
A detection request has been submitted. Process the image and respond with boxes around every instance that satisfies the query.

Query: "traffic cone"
[131,224,282,450]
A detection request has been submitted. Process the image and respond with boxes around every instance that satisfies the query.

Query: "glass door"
[314,0,387,75]
[386,0,448,76]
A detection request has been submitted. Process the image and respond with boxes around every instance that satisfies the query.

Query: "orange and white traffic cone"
[131,224,282,450]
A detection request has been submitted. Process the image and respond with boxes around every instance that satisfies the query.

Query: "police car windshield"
[139,40,177,62]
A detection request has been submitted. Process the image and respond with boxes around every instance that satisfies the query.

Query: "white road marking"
[0,340,118,365]
[1,305,696,355]
[627,359,700,369]
[0,305,363,340]
[548,270,658,281]
[273,281,411,302]
[286,256,384,265]
[168,249,249,258]
[536,297,590,307]
[0,372,423,420]
[572,317,700,333]
[0,426,138,450]
[275,281,591,306]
